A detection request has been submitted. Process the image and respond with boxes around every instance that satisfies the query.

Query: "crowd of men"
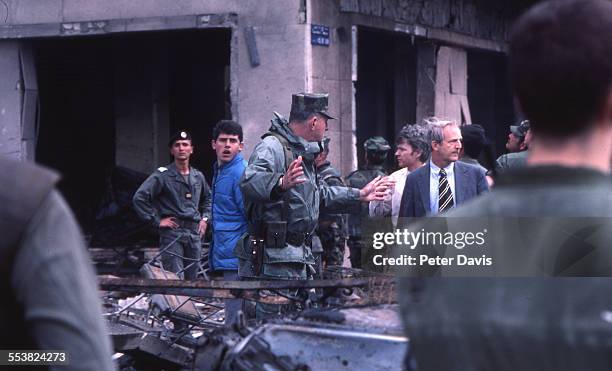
[2,0,611,369]
[128,95,538,324]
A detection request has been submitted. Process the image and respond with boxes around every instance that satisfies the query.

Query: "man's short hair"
[509,0,612,138]
[423,117,458,145]
[289,112,318,124]
[213,120,243,142]
[461,124,487,159]
[396,124,431,163]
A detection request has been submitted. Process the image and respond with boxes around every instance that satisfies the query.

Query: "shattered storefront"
[0,1,532,370]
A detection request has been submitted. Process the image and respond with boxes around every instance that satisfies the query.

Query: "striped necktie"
[438,168,454,213]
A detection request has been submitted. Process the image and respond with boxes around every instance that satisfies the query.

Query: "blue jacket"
[210,153,248,271]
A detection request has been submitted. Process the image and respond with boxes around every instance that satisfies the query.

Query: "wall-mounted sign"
[311,24,330,46]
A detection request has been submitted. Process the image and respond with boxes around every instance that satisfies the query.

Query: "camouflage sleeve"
[199,175,212,220]
[240,138,284,203]
[132,172,164,227]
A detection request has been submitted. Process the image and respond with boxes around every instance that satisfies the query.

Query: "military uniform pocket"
[264,245,308,264]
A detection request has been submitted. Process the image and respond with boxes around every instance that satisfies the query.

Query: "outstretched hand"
[281,156,306,191]
[359,176,395,202]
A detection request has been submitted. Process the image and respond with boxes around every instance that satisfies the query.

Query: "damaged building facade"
[0,0,531,231]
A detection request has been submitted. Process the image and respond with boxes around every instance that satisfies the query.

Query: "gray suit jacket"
[398,161,489,218]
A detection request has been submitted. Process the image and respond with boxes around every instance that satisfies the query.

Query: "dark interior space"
[467,50,516,159]
[169,29,231,180]
[35,36,116,233]
[34,28,230,237]
[356,27,417,172]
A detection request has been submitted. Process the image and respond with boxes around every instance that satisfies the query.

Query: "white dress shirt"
[369,167,408,227]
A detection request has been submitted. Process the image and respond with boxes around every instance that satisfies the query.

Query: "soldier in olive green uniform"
[133,131,212,280]
[236,93,392,318]
[495,120,531,175]
[345,136,390,268]
[315,137,347,268]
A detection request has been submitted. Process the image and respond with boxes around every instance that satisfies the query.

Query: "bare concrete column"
[0,41,23,159]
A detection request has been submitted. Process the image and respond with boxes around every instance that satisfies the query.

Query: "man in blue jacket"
[210,120,248,325]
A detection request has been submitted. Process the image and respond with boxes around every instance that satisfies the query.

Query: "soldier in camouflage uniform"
[235,93,392,319]
[314,137,347,269]
[345,136,390,268]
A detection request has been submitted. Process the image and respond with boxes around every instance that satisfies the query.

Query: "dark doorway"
[467,50,516,158]
[169,29,231,179]
[35,36,116,232]
[355,27,417,172]
[34,28,230,234]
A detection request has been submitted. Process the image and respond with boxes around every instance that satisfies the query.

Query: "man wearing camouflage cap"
[345,136,390,268]
[133,130,212,280]
[506,119,530,153]
[314,137,347,269]
[236,93,392,318]
[495,120,532,175]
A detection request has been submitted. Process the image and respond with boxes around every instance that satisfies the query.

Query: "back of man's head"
[509,0,612,138]
[460,124,487,159]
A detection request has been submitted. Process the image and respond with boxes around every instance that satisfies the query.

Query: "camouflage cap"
[509,120,531,138]
[290,93,336,121]
[168,130,192,147]
[363,136,391,152]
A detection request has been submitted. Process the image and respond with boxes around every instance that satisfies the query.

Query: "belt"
[286,232,312,247]
[176,219,200,233]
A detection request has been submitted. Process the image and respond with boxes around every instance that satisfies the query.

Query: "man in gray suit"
[398,118,489,218]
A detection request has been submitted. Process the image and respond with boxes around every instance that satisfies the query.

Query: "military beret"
[168,130,192,147]
[290,93,336,121]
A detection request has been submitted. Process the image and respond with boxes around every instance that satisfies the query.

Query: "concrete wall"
[0,41,23,159]
[309,0,356,177]
[0,0,520,175]
[1,0,309,163]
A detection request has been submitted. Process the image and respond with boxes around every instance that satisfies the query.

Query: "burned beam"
[99,277,375,291]
[98,277,390,304]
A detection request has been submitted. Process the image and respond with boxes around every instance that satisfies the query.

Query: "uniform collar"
[167,163,196,183]
[363,164,385,171]
[316,161,331,171]
[268,114,321,160]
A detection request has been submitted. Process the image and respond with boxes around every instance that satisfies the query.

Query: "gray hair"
[396,124,431,163]
[423,117,458,144]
